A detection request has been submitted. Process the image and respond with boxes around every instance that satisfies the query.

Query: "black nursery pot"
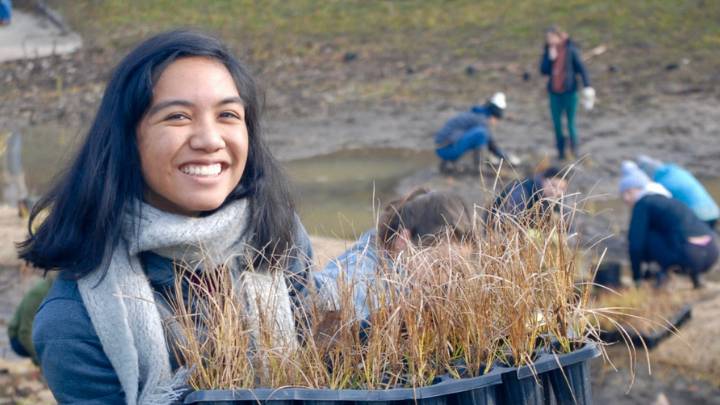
[496,368,547,405]
[593,262,622,288]
[184,367,503,405]
[495,342,601,405]
[547,360,592,405]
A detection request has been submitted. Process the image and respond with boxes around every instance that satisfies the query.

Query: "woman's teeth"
[180,163,222,177]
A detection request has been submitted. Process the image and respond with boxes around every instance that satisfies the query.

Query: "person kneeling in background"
[434,93,517,174]
[620,161,718,289]
[312,188,474,321]
[637,155,719,230]
[490,166,569,221]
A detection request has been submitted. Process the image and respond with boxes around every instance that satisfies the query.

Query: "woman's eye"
[166,113,189,121]
[220,111,242,120]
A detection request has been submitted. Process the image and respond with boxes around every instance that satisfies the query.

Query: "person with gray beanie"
[620,161,718,288]
[637,155,719,229]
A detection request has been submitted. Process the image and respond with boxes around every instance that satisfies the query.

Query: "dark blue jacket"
[434,106,491,146]
[628,194,712,280]
[492,176,544,216]
[33,276,126,404]
[539,39,590,94]
[33,223,314,404]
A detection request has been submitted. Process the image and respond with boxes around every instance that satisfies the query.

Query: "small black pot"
[594,262,622,288]
[547,360,592,405]
[497,367,547,405]
[496,342,601,405]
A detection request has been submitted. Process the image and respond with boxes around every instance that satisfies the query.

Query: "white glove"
[549,46,558,61]
[488,153,521,166]
[581,87,596,111]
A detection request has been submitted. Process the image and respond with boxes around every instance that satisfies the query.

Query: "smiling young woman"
[137,57,250,216]
[18,31,313,404]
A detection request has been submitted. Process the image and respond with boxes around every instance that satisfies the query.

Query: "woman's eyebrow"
[147,99,194,116]
[216,96,245,107]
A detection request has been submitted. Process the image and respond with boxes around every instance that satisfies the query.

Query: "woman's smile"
[179,162,225,177]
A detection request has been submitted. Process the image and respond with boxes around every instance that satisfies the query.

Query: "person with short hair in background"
[313,189,475,321]
[490,166,569,220]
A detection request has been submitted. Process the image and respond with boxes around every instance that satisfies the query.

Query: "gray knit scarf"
[77,199,297,405]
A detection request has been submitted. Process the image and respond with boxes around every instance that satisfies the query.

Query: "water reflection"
[284,148,434,239]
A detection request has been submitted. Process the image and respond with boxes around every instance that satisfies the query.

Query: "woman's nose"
[189,119,226,152]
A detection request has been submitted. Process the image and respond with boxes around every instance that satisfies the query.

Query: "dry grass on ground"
[592,282,690,336]
[652,280,720,386]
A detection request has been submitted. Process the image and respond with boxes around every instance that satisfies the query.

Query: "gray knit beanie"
[619,161,650,194]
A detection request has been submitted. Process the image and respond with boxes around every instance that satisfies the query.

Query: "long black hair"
[18,30,296,277]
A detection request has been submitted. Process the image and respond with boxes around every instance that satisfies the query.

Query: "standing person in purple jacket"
[540,26,594,161]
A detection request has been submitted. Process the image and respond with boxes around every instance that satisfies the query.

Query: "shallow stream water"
[284,148,435,239]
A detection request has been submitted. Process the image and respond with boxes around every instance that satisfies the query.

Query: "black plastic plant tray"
[185,343,602,405]
[495,342,601,405]
[185,367,503,405]
[599,305,692,350]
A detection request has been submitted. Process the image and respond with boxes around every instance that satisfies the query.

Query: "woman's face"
[546,32,562,46]
[623,189,641,206]
[541,177,568,200]
[137,57,249,216]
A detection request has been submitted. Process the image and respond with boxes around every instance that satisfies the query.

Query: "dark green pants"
[549,91,578,160]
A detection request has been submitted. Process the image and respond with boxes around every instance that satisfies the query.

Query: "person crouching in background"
[490,166,568,219]
[620,161,718,289]
[434,93,516,174]
[637,155,719,229]
[312,189,474,321]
